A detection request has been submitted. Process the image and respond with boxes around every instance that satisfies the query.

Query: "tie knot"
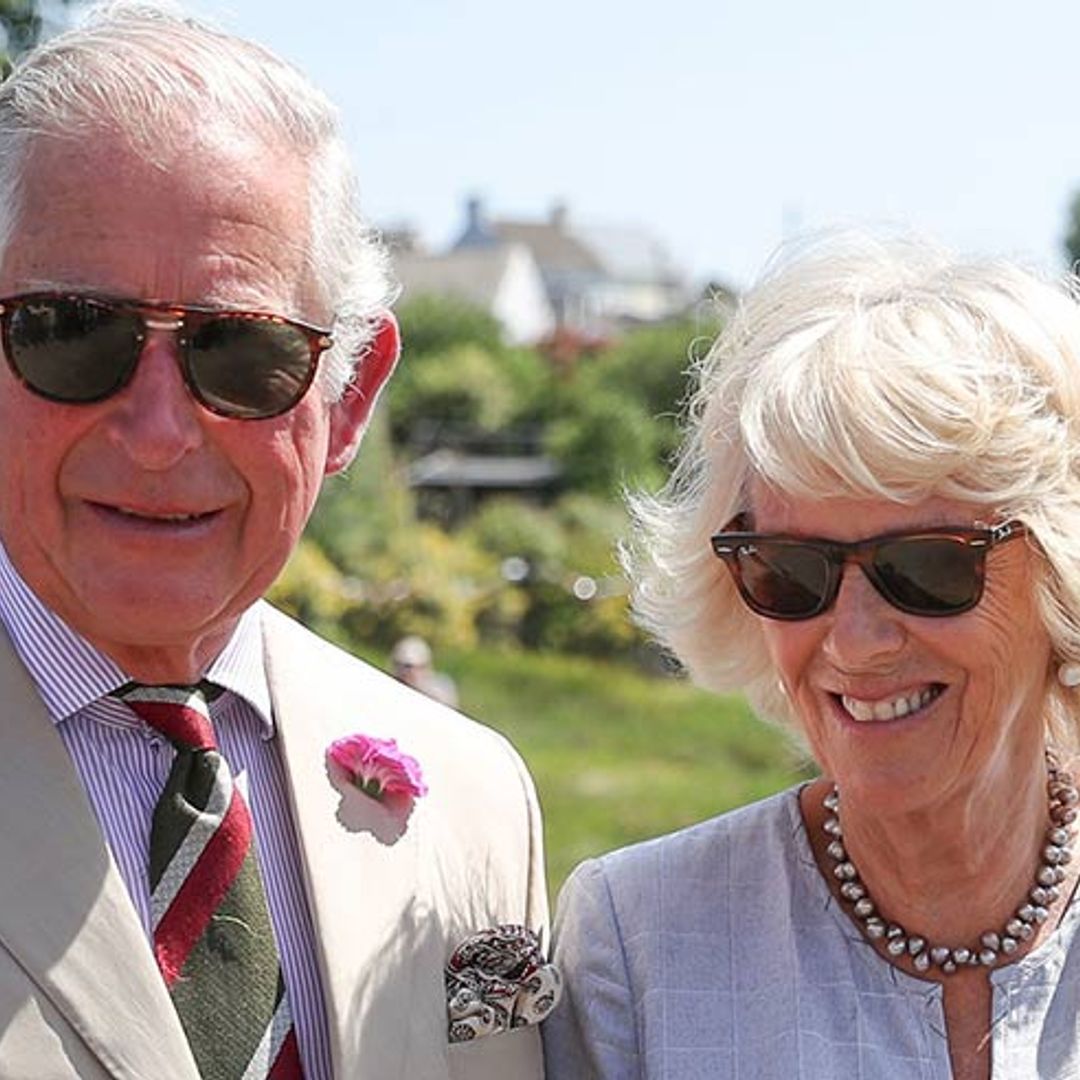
[115,682,218,751]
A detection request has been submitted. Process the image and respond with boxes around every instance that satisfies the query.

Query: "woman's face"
[749,484,1054,813]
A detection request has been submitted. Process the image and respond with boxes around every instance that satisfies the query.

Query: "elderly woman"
[542,239,1080,1080]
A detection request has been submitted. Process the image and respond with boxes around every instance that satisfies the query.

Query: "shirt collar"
[203,605,274,734]
[0,540,274,735]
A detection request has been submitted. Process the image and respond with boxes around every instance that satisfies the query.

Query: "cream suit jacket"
[0,604,549,1079]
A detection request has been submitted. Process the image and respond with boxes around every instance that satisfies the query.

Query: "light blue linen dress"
[543,787,1080,1079]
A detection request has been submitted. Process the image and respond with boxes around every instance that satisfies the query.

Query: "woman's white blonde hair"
[626,235,1080,748]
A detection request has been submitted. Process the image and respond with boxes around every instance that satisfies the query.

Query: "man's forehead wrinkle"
[2,271,306,326]
[209,212,309,281]
[7,218,304,306]
[167,238,309,315]
[0,126,324,324]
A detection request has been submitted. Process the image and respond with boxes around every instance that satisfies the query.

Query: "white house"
[393,240,556,346]
[453,197,690,335]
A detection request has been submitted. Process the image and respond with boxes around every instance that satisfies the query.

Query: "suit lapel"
[0,634,198,1080]
[263,612,447,1079]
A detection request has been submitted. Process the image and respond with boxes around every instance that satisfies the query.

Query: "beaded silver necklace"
[823,759,1079,974]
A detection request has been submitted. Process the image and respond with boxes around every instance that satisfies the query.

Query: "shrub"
[396,293,504,358]
[546,389,664,496]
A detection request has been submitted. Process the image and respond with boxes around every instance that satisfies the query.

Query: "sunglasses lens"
[5,297,138,402]
[872,536,981,614]
[734,542,832,618]
[187,317,316,419]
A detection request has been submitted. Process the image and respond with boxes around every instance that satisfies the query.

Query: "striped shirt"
[0,543,333,1080]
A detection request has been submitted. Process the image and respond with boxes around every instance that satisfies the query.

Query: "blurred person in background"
[0,3,552,1077]
[543,237,1080,1080]
[392,635,460,709]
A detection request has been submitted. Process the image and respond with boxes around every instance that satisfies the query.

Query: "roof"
[490,222,605,276]
[407,450,562,489]
[576,224,682,285]
[394,244,519,309]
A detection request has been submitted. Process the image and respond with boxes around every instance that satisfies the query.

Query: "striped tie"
[116,683,303,1080]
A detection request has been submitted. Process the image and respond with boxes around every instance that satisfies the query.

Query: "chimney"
[454,193,493,248]
[467,195,485,233]
[550,201,568,232]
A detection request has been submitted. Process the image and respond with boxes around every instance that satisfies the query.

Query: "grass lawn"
[438,648,814,902]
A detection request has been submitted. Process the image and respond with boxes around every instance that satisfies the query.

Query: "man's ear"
[325,313,400,476]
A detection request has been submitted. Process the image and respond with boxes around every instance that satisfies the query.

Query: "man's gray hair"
[0,0,395,398]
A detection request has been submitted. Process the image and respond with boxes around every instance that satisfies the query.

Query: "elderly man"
[0,4,549,1079]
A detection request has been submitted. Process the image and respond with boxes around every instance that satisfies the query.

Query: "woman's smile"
[835,682,945,723]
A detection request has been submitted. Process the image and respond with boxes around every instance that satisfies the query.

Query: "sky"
[179,0,1080,290]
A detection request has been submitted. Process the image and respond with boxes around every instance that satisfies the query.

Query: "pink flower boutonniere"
[327,733,428,803]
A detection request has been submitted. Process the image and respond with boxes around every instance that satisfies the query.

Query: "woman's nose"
[820,564,908,669]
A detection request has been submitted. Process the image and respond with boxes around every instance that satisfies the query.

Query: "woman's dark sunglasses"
[710,515,1028,620]
[0,292,334,420]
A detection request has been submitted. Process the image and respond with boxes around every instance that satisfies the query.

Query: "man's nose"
[821,563,907,669]
[103,330,205,469]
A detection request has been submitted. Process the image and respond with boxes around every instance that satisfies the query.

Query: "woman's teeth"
[840,685,942,722]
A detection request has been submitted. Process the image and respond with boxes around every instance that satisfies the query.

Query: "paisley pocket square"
[445,924,562,1043]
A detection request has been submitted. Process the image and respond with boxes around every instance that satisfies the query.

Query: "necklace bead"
[824,756,1078,976]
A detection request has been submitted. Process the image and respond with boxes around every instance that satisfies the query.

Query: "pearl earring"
[1059,663,1080,688]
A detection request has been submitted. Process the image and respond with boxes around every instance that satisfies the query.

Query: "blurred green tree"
[389,295,555,446]
[305,409,414,572]
[1,0,78,77]
[464,498,568,580]
[287,295,724,661]
[396,293,503,358]
[1066,191,1080,271]
[459,494,639,656]
[391,343,520,436]
[545,388,664,496]
[581,313,721,460]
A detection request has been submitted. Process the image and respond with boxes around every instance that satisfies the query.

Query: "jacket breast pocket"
[446,1023,543,1080]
